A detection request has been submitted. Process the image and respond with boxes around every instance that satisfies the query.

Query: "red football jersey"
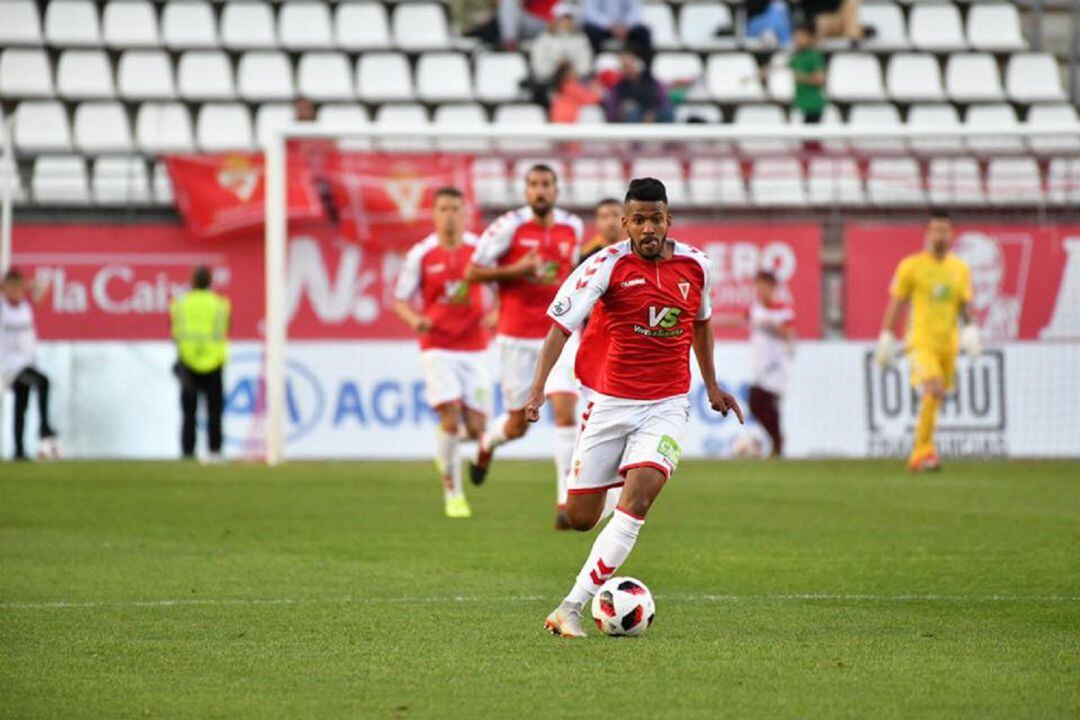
[394,232,488,351]
[549,240,713,401]
[471,206,583,340]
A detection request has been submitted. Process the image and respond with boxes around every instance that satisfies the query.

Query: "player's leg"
[549,393,578,529]
[422,351,471,517]
[909,347,945,471]
[12,377,30,459]
[471,339,536,483]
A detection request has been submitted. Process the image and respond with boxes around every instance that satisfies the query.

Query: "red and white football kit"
[547,239,713,493]
[472,205,583,409]
[394,232,492,415]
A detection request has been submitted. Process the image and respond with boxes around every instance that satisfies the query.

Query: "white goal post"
[262,122,1079,465]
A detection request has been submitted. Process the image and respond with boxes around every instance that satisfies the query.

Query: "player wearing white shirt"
[746,270,795,457]
[1,269,59,460]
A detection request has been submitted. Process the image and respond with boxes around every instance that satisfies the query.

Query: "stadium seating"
[0,1,43,46]
[56,50,114,100]
[297,52,354,102]
[161,2,217,49]
[886,53,944,103]
[279,2,334,50]
[220,3,276,49]
[44,1,101,47]
[0,49,54,97]
[102,1,159,48]
[74,102,133,153]
[195,103,254,152]
[32,155,90,204]
[92,156,152,204]
[808,157,865,206]
[928,157,985,205]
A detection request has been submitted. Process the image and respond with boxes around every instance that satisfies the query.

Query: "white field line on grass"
[2,594,1079,611]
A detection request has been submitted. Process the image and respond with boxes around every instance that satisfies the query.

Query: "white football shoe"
[544,601,586,638]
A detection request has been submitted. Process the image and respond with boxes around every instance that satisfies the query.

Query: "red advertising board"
[845,224,1080,341]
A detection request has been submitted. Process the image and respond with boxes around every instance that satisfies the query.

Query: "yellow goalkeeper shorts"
[907,344,958,391]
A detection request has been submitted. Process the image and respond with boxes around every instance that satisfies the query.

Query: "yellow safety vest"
[170,289,231,373]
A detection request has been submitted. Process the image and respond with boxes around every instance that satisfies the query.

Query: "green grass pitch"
[2,459,1079,718]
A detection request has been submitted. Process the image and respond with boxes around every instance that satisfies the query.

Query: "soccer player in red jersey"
[524,178,744,637]
[464,165,584,507]
[393,187,491,519]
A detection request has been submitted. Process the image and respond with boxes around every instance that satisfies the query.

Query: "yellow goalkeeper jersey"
[890,251,972,350]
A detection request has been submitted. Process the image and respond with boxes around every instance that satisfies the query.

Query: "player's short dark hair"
[526,163,558,183]
[596,197,621,208]
[928,207,952,222]
[3,267,24,284]
[192,266,212,290]
[624,177,668,205]
[434,186,464,201]
[756,269,778,284]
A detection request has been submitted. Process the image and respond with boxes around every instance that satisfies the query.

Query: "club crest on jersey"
[677,279,690,300]
[552,297,572,316]
[635,306,683,337]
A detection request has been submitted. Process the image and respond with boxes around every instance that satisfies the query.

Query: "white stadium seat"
[966,104,1022,155]
[279,2,334,49]
[254,103,294,146]
[162,2,217,49]
[117,50,176,99]
[433,103,489,151]
[688,158,746,207]
[867,157,925,205]
[967,3,1025,51]
[0,1,43,45]
[102,1,159,48]
[886,53,944,102]
[493,103,547,152]
[392,4,450,50]
[221,2,276,49]
[566,158,625,206]
[196,103,254,152]
[93,156,151,205]
[986,157,1044,205]
[1047,159,1080,205]
[849,103,903,153]
[652,53,703,89]
[859,3,907,49]
[733,104,790,155]
[237,52,294,101]
[642,5,679,50]
[945,53,1004,103]
[827,53,885,102]
[417,53,473,102]
[675,103,722,124]
[750,158,806,207]
[0,49,54,98]
[475,53,528,102]
[928,157,984,205]
[1027,104,1080,155]
[297,52,354,101]
[56,50,114,99]
[909,3,965,51]
[1006,53,1066,103]
[152,161,173,204]
[808,158,865,206]
[375,104,430,151]
[679,3,734,50]
[578,105,606,125]
[473,157,510,207]
[44,0,101,46]
[766,63,794,103]
[74,102,133,153]
[632,158,688,205]
[707,53,764,102]
[136,102,195,153]
[178,51,235,101]
[14,101,71,152]
[318,103,370,126]
[335,3,391,50]
[357,52,414,102]
[33,155,90,204]
[908,104,963,154]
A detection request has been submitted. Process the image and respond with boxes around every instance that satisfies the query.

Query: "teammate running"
[393,187,491,518]
[464,165,583,498]
[876,209,981,472]
[524,178,743,637]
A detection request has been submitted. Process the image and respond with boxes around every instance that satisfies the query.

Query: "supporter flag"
[166,153,325,239]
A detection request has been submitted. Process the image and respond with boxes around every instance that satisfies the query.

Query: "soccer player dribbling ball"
[392,187,493,519]
[464,165,584,518]
[876,209,982,473]
[525,178,744,638]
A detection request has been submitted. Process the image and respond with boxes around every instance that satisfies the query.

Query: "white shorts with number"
[420,349,492,416]
[569,392,690,496]
[497,335,580,411]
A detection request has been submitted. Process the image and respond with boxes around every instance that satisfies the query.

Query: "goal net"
[262,123,1080,464]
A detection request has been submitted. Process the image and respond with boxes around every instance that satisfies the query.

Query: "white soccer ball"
[731,431,765,459]
[591,577,656,637]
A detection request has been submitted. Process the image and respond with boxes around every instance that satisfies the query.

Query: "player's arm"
[464,214,542,284]
[391,247,430,333]
[464,254,542,283]
[957,266,981,357]
[692,319,744,423]
[877,260,911,367]
[391,298,430,333]
[524,324,571,423]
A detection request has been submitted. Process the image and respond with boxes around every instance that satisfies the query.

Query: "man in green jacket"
[170,266,231,461]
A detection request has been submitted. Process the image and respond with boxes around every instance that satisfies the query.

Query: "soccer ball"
[591,577,655,636]
[731,431,765,459]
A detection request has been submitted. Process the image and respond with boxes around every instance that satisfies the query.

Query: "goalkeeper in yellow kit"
[876,210,982,472]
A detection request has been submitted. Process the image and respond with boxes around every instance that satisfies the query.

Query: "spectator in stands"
[549,61,603,122]
[800,0,870,44]
[789,22,826,124]
[606,52,671,123]
[294,98,317,123]
[499,0,556,50]
[530,3,593,84]
[582,0,653,67]
[171,266,231,463]
[1,269,59,461]
[451,0,500,48]
[746,0,793,48]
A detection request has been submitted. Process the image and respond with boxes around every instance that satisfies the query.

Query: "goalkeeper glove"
[960,324,982,358]
[875,330,897,368]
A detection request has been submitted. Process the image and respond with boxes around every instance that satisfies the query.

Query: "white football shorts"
[420,349,493,416]
[569,392,690,495]
[496,334,580,411]
[546,330,581,397]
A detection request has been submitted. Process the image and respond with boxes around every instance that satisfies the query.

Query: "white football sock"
[553,425,576,507]
[480,415,510,453]
[564,508,644,606]
[435,428,462,500]
[601,487,620,520]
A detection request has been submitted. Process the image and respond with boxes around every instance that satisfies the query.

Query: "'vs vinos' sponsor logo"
[864,350,1007,458]
[222,353,326,446]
